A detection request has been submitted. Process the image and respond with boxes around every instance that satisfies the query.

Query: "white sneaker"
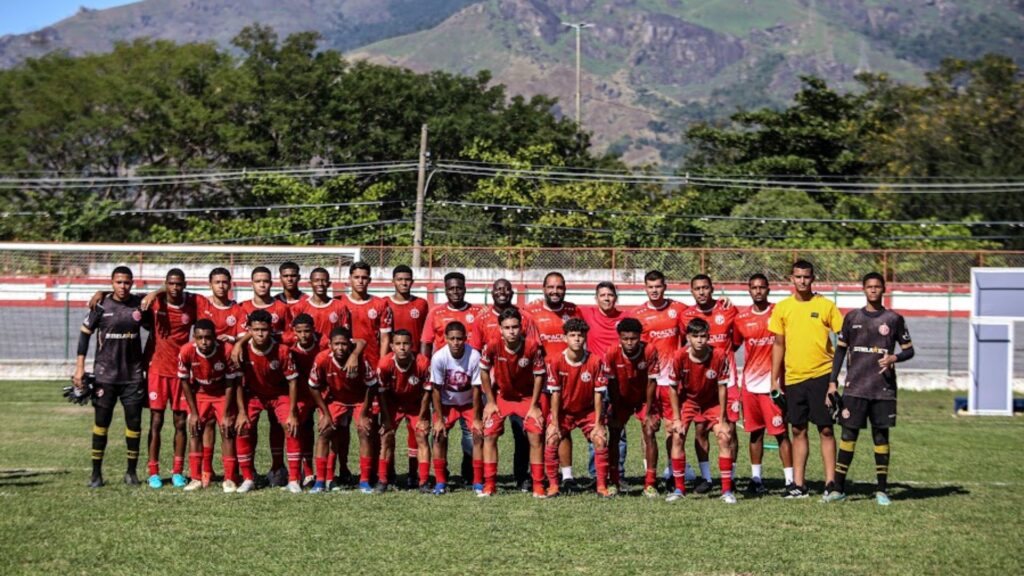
[222,480,237,493]
[721,491,737,504]
[183,479,203,492]
[236,479,256,494]
[285,481,302,494]
[302,475,316,489]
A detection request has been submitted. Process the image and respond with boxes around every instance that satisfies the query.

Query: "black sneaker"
[373,482,388,494]
[88,475,105,488]
[562,478,581,493]
[123,472,141,486]
[694,479,714,495]
[823,481,836,498]
[418,483,433,494]
[406,475,419,490]
[745,478,766,497]
[519,479,533,493]
[783,483,809,499]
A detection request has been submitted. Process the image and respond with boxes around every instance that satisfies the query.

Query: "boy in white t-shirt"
[427,321,482,494]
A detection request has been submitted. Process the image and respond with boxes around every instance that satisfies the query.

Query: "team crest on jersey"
[561,314,571,322]
[95,388,104,398]
[409,376,420,386]
[132,310,142,322]
[368,308,378,320]
[226,316,236,327]
[638,361,647,370]
[878,324,890,336]
[181,313,190,325]
[410,308,420,319]
[214,361,225,371]
[581,371,592,382]
[466,313,475,323]
[271,313,280,324]
[771,415,783,427]
[706,369,717,379]
[841,408,851,419]
[149,391,157,401]
[329,312,339,324]
[668,309,678,319]
[517,357,530,368]
[270,360,280,370]
[714,314,725,325]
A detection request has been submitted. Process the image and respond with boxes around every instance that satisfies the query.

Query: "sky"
[0,1,135,36]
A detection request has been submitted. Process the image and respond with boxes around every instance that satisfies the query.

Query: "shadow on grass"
[888,482,969,501]
[0,468,69,487]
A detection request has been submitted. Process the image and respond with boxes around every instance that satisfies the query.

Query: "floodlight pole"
[562,22,593,129]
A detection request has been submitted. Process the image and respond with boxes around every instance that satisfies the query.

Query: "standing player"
[141,268,199,489]
[681,274,738,494]
[291,267,352,339]
[275,261,308,307]
[377,329,433,492]
[74,266,147,488]
[544,318,612,497]
[387,264,430,486]
[427,321,483,495]
[284,314,321,487]
[824,272,914,506]
[602,318,659,494]
[479,308,547,497]
[233,310,301,494]
[198,268,246,343]
[664,318,736,504]
[177,320,239,492]
[769,260,844,498]
[732,274,794,495]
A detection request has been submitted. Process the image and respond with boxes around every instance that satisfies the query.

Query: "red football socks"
[202,446,214,477]
[223,456,238,483]
[672,457,687,493]
[418,461,430,486]
[172,455,184,475]
[544,444,560,488]
[473,459,484,486]
[315,456,328,484]
[645,468,658,489]
[188,453,201,480]
[432,458,447,485]
[720,456,734,493]
[594,448,609,491]
[359,456,373,483]
[483,462,498,494]
[148,460,159,477]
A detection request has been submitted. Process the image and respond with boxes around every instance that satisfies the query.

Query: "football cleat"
[472,483,484,495]
[419,484,433,494]
[308,482,326,494]
[183,479,203,492]
[876,492,892,506]
[643,485,659,499]
[285,481,302,494]
[562,478,580,493]
[783,483,809,499]
[302,475,316,490]
[88,475,105,489]
[358,481,374,494]
[171,473,187,488]
[822,491,847,503]
[432,483,448,495]
[665,489,685,503]
[532,486,547,499]
[746,479,767,496]
[222,480,238,493]
[148,474,163,489]
[545,485,560,498]
[721,491,737,504]
[519,479,533,493]
[123,472,141,486]
[201,472,212,488]
[236,479,256,494]
[477,490,493,498]
[406,475,420,490]
[693,479,713,495]
[373,482,389,494]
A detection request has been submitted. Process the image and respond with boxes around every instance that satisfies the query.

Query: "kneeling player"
[427,321,483,495]
[307,327,379,494]
[664,318,735,503]
[377,329,432,492]
[177,320,239,492]
[544,318,612,497]
[602,318,659,495]
[479,308,547,497]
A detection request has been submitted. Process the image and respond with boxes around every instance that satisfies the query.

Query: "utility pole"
[412,123,428,269]
[562,22,593,128]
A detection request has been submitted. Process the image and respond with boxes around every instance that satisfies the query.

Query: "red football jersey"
[387,295,429,351]
[275,291,309,309]
[176,341,238,395]
[545,350,607,416]
[680,300,737,351]
[525,301,582,357]
[146,293,200,377]
[479,335,546,402]
[291,297,350,341]
[420,302,482,352]
[732,304,775,394]
[196,295,245,340]
[377,352,432,411]
[288,339,321,388]
[342,294,393,368]
[632,299,688,361]
[308,349,378,405]
[667,347,730,408]
[602,342,659,406]
[240,299,292,336]
[579,306,626,358]
[238,340,298,398]
[471,305,536,351]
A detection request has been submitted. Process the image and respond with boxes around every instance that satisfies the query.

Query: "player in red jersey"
[602,317,659,494]
[420,271,482,357]
[681,274,739,494]
[275,261,309,308]
[479,308,547,497]
[386,264,430,486]
[663,318,736,503]
[376,329,432,492]
[140,268,199,489]
[285,314,321,487]
[544,318,611,497]
[306,326,380,493]
[342,261,393,371]
[178,320,240,492]
[471,278,535,349]
[427,321,483,494]
[198,268,246,343]
[526,272,583,487]
[733,274,793,495]
[233,309,302,493]
[291,267,352,341]
[580,281,626,357]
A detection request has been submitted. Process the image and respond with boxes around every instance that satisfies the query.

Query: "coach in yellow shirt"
[769,260,843,499]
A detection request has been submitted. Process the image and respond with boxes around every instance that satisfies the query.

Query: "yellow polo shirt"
[768,293,844,385]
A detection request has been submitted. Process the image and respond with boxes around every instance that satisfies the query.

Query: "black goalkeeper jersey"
[837,307,912,401]
[81,294,146,384]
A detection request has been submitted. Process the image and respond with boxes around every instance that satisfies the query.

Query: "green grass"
[1,383,1022,575]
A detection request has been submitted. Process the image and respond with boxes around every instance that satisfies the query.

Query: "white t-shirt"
[429,345,482,407]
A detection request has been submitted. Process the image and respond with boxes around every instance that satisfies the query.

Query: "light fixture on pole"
[562,21,593,129]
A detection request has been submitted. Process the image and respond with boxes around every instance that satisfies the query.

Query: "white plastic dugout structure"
[968,268,1024,415]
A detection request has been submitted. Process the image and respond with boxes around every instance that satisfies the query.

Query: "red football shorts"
[742,388,786,435]
[148,372,185,412]
[483,396,545,437]
[551,411,604,441]
[326,402,369,427]
[726,384,742,423]
[609,397,647,427]
[245,394,310,425]
[189,391,228,425]
[382,399,423,432]
[435,404,474,431]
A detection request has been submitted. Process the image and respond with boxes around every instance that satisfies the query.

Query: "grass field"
[2,381,1022,575]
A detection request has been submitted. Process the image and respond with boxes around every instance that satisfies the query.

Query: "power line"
[196,219,411,245]
[2,200,407,218]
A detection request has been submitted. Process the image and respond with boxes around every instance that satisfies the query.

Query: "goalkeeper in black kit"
[73,266,149,488]
[824,272,914,506]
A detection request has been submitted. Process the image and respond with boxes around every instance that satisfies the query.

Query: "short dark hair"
[862,271,886,287]
[595,281,617,295]
[686,318,710,335]
[349,261,371,274]
[392,329,412,341]
[616,317,643,334]
[329,326,352,340]
[792,260,814,275]
[443,272,465,284]
[748,273,768,285]
[563,317,589,335]
[292,313,314,328]
[498,307,522,324]
[166,268,186,281]
[279,261,299,274]
[209,267,231,281]
[445,321,466,336]
[193,319,216,333]
[393,265,413,277]
[309,266,329,278]
[251,266,272,279]
[543,271,565,285]
[247,309,273,326]
[111,266,133,279]
[690,273,712,287]
[644,270,665,284]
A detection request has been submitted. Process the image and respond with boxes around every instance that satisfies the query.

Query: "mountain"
[3,0,1022,165]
